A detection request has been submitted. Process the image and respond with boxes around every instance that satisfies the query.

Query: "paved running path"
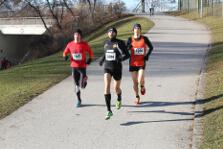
[0,15,210,149]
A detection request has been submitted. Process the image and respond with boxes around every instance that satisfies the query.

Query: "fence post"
[188,0,190,12]
[200,0,203,18]
[141,0,145,13]
[222,2,223,17]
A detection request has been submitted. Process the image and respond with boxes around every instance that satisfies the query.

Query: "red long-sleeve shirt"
[63,41,94,68]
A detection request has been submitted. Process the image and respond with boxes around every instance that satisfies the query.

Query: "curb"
[192,43,211,149]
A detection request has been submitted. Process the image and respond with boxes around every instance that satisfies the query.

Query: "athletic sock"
[117,93,122,101]
[77,91,81,102]
[105,94,111,112]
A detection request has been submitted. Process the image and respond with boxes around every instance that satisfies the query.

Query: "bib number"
[134,48,144,55]
[106,52,116,61]
[72,53,82,60]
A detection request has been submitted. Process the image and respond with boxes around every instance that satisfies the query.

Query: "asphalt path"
[0,15,211,149]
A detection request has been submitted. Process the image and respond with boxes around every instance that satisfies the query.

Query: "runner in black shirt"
[99,27,129,120]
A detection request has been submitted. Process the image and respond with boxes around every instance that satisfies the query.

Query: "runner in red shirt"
[63,29,94,107]
[127,24,153,104]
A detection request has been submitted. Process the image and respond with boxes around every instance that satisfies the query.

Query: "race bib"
[106,50,116,61]
[134,48,145,55]
[72,53,82,60]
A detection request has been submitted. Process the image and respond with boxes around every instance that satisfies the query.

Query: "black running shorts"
[104,68,122,81]
[129,65,145,72]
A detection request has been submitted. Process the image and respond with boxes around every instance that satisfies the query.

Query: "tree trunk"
[46,0,63,30]
[0,0,6,6]
[25,1,52,35]
[62,0,75,17]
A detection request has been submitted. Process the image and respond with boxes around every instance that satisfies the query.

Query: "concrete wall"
[0,19,52,65]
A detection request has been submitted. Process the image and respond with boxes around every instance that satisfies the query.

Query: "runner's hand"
[99,60,103,66]
[64,55,69,61]
[86,58,92,65]
[144,55,149,61]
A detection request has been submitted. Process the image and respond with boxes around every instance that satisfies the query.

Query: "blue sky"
[105,0,139,10]
[121,0,139,10]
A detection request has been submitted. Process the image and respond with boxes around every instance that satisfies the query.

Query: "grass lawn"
[169,11,223,149]
[0,16,154,119]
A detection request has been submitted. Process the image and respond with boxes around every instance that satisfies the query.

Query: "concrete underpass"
[0,17,52,64]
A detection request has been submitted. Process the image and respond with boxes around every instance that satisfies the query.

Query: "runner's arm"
[119,40,130,61]
[99,41,107,66]
[86,43,94,64]
[86,43,94,59]
[63,43,70,61]
[99,54,105,66]
[126,37,132,50]
[144,36,153,61]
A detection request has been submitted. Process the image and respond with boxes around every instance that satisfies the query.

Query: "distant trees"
[0,0,127,35]
[0,0,5,6]
[0,0,128,62]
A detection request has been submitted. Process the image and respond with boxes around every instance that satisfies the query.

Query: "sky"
[121,0,139,10]
[105,0,139,10]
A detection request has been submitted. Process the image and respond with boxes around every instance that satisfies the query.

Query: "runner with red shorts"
[63,29,94,107]
[127,24,153,104]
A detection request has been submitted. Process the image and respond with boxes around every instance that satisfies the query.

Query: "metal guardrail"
[0,17,55,25]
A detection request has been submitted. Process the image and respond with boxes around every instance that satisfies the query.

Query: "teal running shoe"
[76,100,81,108]
[105,111,113,120]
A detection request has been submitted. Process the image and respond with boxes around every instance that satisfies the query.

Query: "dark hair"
[74,29,83,37]
[133,23,141,30]
[108,27,117,34]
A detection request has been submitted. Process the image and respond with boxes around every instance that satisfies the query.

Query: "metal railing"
[178,0,223,17]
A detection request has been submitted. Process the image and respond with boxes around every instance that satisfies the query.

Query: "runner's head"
[133,23,141,37]
[133,23,141,30]
[107,27,117,39]
[74,29,82,43]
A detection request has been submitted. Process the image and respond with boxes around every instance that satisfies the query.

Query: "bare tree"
[62,0,75,17]
[45,0,63,30]
[84,0,97,23]
[91,0,97,20]
[0,0,6,6]
[0,0,13,10]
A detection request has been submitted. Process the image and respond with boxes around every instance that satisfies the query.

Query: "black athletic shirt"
[99,38,129,70]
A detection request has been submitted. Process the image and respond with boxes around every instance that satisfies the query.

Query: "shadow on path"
[128,110,194,116]
[195,93,223,118]
[80,94,223,120]
[120,118,193,126]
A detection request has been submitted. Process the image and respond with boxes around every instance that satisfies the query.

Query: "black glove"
[127,45,132,50]
[64,55,69,61]
[99,60,103,66]
[86,58,92,65]
[144,55,149,61]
